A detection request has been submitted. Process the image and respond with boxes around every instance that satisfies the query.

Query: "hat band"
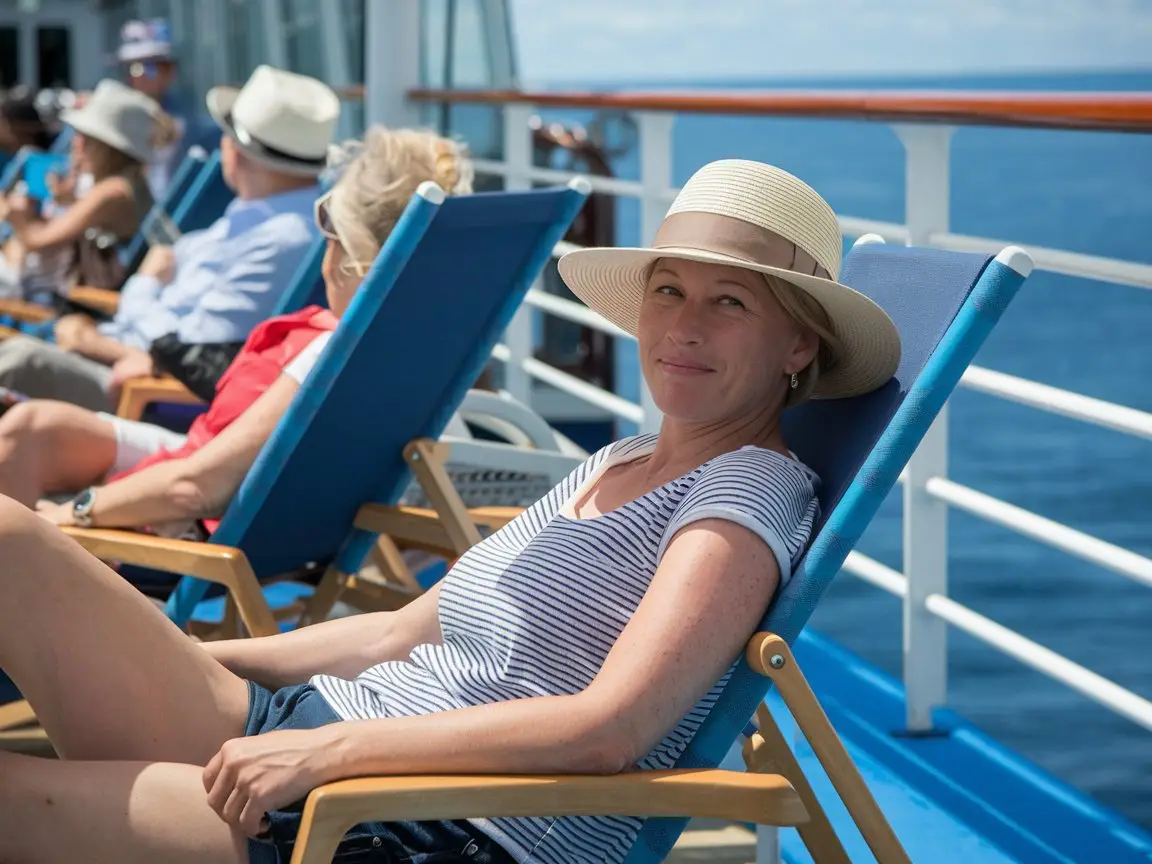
[653,211,832,281]
[228,113,327,168]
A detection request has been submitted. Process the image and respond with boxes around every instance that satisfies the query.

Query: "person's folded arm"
[11,176,133,252]
[203,585,445,690]
[322,519,781,778]
[77,367,302,529]
[140,234,292,346]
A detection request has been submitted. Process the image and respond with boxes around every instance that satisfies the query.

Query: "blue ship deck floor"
[722,630,1152,863]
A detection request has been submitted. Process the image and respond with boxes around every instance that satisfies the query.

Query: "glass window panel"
[36,26,71,89]
[0,27,17,89]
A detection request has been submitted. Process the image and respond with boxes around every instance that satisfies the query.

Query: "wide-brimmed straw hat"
[558,159,901,400]
[59,79,157,163]
[206,65,339,177]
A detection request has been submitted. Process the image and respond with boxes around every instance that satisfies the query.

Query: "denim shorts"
[243,681,515,864]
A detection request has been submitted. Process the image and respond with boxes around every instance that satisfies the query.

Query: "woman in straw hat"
[0,160,898,864]
[0,79,160,298]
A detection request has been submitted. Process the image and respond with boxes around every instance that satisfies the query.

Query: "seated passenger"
[0,159,900,863]
[0,80,158,299]
[0,65,340,413]
[0,87,54,160]
[116,16,217,201]
[0,126,473,535]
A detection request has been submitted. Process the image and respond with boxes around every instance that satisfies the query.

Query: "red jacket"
[112,306,338,530]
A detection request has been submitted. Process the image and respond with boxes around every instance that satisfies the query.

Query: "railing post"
[636,112,675,435]
[894,123,954,732]
[501,102,536,406]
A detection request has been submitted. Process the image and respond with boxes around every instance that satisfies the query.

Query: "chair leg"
[744,705,850,864]
[301,565,350,626]
[753,634,911,864]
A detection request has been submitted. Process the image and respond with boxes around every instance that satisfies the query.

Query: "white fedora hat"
[558,159,901,400]
[206,65,340,177]
[59,78,157,163]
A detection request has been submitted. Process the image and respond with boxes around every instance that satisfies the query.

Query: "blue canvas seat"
[283,237,1034,864]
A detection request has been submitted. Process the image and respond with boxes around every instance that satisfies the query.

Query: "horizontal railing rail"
[423,88,1152,737]
[407,87,1152,133]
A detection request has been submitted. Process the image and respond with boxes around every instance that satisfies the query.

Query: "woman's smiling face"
[637,257,818,425]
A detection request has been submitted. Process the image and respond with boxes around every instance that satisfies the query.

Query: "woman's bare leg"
[0,400,118,506]
[0,496,250,763]
[0,751,249,864]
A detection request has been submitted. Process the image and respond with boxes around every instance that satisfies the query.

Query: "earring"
[790,372,799,389]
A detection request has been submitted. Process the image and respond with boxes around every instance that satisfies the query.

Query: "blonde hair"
[326,125,474,272]
[761,272,843,406]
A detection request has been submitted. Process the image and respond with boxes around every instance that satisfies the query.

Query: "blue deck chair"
[0,130,77,244]
[283,238,1035,864]
[117,146,215,278]
[51,178,590,637]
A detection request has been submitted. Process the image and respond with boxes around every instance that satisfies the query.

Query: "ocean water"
[531,70,1152,827]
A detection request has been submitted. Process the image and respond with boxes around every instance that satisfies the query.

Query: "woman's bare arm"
[203,585,444,690]
[307,517,781,777]
[11,176,134,252]
[76,371,301,529]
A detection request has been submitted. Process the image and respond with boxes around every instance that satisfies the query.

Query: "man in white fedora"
[0,65,340,412]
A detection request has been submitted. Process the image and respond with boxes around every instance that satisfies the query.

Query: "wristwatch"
[71,487,98,528]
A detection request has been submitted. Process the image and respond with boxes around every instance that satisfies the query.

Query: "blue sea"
[524,70,1152,828]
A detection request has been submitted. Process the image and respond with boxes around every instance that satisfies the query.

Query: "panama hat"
[59,79,157,163]
[206,65,340,177]
[557,159,901,400]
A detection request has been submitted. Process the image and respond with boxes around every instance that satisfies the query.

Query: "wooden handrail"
[391,87,1152,133]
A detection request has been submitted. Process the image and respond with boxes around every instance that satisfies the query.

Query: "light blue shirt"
[101,185,319,348]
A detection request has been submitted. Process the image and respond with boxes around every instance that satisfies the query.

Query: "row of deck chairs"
[0,160,1034,862]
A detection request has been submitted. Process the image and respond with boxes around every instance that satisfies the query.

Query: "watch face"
[73,488,95,514]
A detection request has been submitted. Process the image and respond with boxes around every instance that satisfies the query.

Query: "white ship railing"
[409,88,1152,735]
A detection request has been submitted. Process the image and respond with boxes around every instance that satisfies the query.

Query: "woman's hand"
[54,314,97,352]
[35,499,75,526]
[4,194,33,225]
[203,728,340,837]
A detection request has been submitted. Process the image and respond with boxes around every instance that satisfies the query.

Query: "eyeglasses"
[314,191,370,278]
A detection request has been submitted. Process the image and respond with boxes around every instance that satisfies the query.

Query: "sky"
[508,0,1152,84]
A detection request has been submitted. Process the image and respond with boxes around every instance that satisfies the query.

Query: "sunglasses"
[126,61,160,80]
[314,191,370,278]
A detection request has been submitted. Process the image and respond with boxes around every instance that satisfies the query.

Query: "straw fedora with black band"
[59,79,159,163]
[557,159,902,400]
[206,65,340,178]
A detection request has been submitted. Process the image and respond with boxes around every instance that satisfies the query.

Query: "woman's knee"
[0,399,96,438]
[0,492,41,537]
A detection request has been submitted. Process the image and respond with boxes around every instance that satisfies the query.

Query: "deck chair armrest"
[60,527,279,637]
[290,769,805,864]
[0,297,54,323]
[61,526,244,581]
[353,503,522,558]
[116,376,203,421]
[67,285,121,317]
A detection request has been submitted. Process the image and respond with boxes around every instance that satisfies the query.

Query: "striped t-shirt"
[312,434,819,863]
